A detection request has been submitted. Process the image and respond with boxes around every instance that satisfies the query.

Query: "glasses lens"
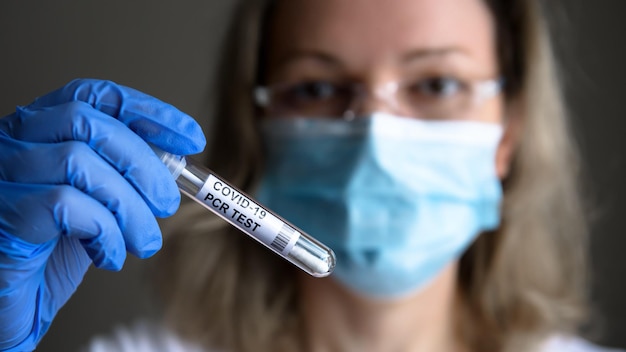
[398,77,473,119]
[260,77,496,120]
[269,81,352,117]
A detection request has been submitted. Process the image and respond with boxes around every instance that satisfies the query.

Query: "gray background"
[0,0,625,350]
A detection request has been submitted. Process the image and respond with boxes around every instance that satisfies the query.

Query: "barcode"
[271,224,294,252]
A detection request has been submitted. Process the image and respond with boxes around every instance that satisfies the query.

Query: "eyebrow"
[401,47,469,63]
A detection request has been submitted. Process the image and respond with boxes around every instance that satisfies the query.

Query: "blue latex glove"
[0,79,206,351]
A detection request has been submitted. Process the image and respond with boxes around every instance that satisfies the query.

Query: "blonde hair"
[154,1,588,351]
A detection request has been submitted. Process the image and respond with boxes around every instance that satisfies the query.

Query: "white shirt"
[85,321,624,352]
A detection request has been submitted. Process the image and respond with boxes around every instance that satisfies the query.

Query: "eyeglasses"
[254,77,503,120]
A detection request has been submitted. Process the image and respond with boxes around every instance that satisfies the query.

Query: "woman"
[148,0,612,351]
[0,0,618,351]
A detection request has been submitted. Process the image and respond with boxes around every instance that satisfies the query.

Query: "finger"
[0,103,180,217]
[0,137,162,258]
[17,78,206,155]
[0,182,129,270]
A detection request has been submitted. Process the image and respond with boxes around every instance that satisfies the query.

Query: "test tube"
[153,148,336,277]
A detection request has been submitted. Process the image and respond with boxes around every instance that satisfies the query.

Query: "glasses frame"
[254,78,504,120]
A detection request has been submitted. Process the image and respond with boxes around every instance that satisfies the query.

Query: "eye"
[285,81,340,102]
[409,77,465,98]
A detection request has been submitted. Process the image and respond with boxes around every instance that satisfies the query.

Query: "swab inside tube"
[153,148,336,277]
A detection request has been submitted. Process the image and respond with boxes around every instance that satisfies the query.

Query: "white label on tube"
[195,174,300,255]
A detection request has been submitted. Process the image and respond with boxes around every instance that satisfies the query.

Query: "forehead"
[267,0,497,70]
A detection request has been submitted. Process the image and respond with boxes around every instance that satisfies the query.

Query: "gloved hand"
[0,79,206,351]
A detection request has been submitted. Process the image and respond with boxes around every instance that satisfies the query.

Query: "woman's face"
[264,0,504,124]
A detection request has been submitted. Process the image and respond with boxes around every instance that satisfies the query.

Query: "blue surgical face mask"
[256,112,503,299]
